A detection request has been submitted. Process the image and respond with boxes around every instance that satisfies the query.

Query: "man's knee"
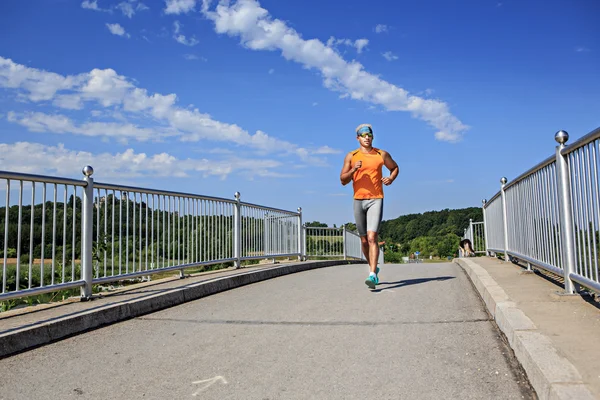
[367,231,378,245]
[360,236,369,245]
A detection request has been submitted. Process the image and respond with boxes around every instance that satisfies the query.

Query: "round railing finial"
[297,207,302,213]
[500,177,507,185]
[555,130,569,145]
[482,199,487,205]
[234,192,240,200]
[82,165,94,177]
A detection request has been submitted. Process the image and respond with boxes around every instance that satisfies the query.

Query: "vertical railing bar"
[167,196,171,268]
[547,166,558,267]
[43,183,48,285]
[145,193,148,271]
[111,190,115,277]
[146,194,155,269]
[161,196,165,269]
[581,146,594,279]
[177,197,181,266]
[16,180,23,291]
[2,180,9,293]
[125,191,129,274]
[28,182,35,289]
[62,186,67,283]
[574,150,586,276]
[103,189,107,277]
[533,174,543,261]
[118,191,122,276]
[591,141,600,281]
[548,166,559,268]
[541,168,552,264]
[50,183,56,287]
[96,189,100,279]
[536,173,548,263]
[133,192,137,273]
[527,176,536,263]
[71,186,76,282]
[553,165,564,270]
[571,152,582,275]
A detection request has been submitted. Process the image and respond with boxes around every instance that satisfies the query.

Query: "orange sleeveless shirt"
[351,147,384,199]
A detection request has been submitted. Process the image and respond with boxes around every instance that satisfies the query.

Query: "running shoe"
[365,274,378,289]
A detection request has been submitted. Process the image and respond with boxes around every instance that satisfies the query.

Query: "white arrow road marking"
[192,376,228,396]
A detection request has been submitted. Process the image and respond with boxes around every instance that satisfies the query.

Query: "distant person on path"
[459,238,475,257]
[339,123,399,289]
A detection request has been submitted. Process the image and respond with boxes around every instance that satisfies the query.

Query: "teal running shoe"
[365,274,378,289]
[376,267,380,280]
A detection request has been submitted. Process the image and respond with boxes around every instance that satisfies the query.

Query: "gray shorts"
[353,199,383,237]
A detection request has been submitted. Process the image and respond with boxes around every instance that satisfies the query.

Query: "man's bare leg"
[360,236,371,265]
[367,231,379,273]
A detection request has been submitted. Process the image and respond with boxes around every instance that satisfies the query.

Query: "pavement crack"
[136,317,492,327]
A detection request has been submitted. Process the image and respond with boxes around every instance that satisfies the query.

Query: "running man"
[340,124,399,289]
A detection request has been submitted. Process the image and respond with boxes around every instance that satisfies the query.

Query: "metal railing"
[483,128,600,295]
[304,226,383,264]
[0,166,303,302]
[462,219,486,254]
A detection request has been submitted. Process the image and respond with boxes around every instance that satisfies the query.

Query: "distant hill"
[379,207,483,244]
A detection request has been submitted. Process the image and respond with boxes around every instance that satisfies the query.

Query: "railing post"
[482,199,490,256]
[500,177,509,262]
[469,218,474,242]
[297,207,303,261]
[555,130,577,294]
[234,192,241,269]
[302,223,307,261]
[342,225,347,260]
[81,165,94,300]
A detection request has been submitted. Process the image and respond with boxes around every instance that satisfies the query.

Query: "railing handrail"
[560,126,600,156]
[0,170,86,187]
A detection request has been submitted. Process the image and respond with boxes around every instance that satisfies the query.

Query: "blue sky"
[0,0,598,227]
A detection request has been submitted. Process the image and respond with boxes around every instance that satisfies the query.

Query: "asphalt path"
[0,262,535,399]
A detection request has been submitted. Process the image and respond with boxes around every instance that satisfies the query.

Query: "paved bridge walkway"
[0,258,598,399]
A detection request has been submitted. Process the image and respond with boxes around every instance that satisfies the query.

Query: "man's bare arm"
[340,153,360,185]
[381,151,398,186]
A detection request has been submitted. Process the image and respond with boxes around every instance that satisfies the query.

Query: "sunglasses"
[357,132,373,138]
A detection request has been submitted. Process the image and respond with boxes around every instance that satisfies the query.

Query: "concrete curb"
[0,260,363,359]
[455,258,595,400]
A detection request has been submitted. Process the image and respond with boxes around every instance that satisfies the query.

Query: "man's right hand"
[353,160,362,171]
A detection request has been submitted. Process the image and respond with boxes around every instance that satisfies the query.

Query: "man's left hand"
[381,177,394,186]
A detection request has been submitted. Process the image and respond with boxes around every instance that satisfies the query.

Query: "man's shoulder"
[372,147,387,157]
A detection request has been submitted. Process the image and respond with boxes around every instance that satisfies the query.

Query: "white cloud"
[326,37,369,54]
[268,68,274,74]
[173,21,199,46]
[354,39,369,54]
[575,46,590,52]
[7,111,174,142]
[106,23,130,38]
[382,51,398,61]
[81,0,111,12]
[312,102,318,106]
[200,0,467,142]
[313,145,341,154]
[164,0,196,14]
[0,142,287,180]
[0,56,342,158]
[84,1,148,17]
[117,2,135,18]
[374,24,388,33]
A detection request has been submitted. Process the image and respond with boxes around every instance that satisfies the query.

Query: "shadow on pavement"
[372,276,455,292]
